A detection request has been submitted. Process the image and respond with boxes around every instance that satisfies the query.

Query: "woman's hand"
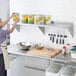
[14,19,20,23]
[10,13,16,19]
[10,19,20,33]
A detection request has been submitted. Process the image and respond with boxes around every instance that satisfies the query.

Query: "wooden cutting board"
[26,47,62,58]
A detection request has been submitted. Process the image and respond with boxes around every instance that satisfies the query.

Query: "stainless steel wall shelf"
[9,21,74,37]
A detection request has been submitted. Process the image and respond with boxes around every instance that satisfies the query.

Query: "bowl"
[17,42,31,50]
[35,44,44,50]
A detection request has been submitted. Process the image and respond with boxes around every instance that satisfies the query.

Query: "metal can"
[34,15,44,25]
[13,13,19,21]
[44,15,51,25]
[28,15,34,24]
[22,14,28,23]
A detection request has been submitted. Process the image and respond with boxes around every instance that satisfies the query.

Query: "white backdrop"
[10,0,73,22]
[10,0,75,48]
[0,0,9,29]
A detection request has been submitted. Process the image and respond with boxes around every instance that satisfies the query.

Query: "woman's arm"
[10,19,19,33]
[0,18,3,27]
[0,13,15,27]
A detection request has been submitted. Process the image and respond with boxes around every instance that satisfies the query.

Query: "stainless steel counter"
[7,44,76,64]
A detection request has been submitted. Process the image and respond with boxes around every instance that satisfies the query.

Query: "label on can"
[28,15,34,24]
[22,14,28,23]
[13,13,19,21]
[44,16,51,25]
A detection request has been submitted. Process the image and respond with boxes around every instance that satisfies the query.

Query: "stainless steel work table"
[7,44,76,64]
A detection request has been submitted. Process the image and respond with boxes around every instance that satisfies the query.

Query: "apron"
[1,40,9,70]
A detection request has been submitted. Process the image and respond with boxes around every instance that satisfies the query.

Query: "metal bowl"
[35,44,44,50]
[17,42,31,50]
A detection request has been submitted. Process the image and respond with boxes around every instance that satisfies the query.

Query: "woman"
[0,13,19,76]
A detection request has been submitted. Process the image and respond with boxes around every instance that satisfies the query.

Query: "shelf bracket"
[38,26,45,34]
[16,24,20,32]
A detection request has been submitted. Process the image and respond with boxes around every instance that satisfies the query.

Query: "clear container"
[28,15,34,24]
[45,62,66,76]
[21,14,28,23]
[44,15,51,25]
[61,65,76,76]
[13,12,19,21]
[34,15,45,25]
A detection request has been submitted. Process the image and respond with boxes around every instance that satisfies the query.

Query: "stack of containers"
[45,62,66,76]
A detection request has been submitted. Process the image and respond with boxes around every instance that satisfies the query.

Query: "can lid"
[13,12,19,15]
[22,14,28,16]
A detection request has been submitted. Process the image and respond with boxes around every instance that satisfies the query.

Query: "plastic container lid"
[46,62,66,76]
[61,65,76,76]
[71,48,76,52]
[72,46,76,48]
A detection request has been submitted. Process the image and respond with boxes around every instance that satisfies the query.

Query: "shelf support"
[38,26,45,34]
[16,24,20,32]
[11,22,74,37]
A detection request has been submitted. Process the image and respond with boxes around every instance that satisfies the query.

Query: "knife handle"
[56,39,58,44]
[52,37,54,43]
[62,39,64,44]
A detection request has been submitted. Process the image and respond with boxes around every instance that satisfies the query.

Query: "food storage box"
[22,14,28,23]
[34,15,45,25]
[45,62,66,76]
[44,15,51,25]
[28,15,34,24]
[61,65,76,76]
[13,13,19,21]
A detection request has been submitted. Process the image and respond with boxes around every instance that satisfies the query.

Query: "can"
[28,15,34,24]
[13,13,19,21]
[34,15,44,25]
[22,14,28,23]
[44,15,51,25]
